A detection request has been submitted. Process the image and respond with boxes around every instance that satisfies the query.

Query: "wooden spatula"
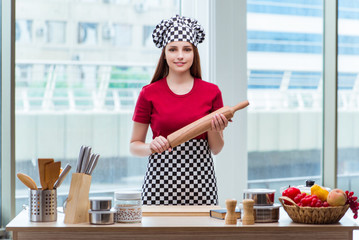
[45,161,61,190]
[38,158,54,190]
[17,173,38,190]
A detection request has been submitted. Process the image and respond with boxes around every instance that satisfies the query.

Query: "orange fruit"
[311,184,329,202]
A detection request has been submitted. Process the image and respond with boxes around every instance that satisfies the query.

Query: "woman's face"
[165,41,194,74]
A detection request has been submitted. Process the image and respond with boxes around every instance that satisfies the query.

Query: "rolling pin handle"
[232,100,250,113]
[150,145,172,154]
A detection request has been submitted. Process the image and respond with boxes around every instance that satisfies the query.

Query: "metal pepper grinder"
[225,199,237,225]
[242,199,255,225]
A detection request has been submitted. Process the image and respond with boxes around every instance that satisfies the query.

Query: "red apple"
[327,189,347,206]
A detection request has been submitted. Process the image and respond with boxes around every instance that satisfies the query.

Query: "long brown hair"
[150,43,202,84]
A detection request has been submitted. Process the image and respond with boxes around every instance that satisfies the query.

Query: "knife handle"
[76,146,85,173]
[88,154,100,175]
[85,154,96,174]
[54,164,72,189]
[82,147,92,173]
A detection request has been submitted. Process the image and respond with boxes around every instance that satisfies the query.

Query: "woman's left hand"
[210,113,231,132]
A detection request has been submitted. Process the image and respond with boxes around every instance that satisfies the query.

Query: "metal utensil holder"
[29,189,57,222]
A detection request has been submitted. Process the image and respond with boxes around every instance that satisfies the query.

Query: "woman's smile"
[174,62,186,66]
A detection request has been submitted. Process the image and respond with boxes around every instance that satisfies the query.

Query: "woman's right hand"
[150,136,172,153]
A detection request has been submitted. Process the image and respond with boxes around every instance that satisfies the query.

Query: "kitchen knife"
[88,154,100,175]
[80,146,92,173]
[53,163,72,189]
[85,154,96,174]
[76,146,85,173]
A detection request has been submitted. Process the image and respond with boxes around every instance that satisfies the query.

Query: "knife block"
[64,173,92,224]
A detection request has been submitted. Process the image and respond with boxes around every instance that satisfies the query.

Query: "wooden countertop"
[6,207,359,240]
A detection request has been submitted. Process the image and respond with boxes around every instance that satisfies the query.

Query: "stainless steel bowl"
[243,189,276,206]
[88,210,115,225]
[253,204,280,223]
[90,197,112,211]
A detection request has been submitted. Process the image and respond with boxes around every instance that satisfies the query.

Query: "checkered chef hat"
[152,15,205,48]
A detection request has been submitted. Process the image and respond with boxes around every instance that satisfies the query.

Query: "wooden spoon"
[45,161,61,190]
[17,173,38,190]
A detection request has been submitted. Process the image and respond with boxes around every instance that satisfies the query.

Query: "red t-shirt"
[132,77,224,140]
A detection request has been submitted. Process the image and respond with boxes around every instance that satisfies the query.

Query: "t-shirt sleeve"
[212,86,224,111]
[132,87,152,124]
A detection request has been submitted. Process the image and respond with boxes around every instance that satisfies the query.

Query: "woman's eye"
[184,48,192,52]
[169,48,175,52]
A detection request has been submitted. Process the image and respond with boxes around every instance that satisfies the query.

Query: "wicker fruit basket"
[279,196,349,224]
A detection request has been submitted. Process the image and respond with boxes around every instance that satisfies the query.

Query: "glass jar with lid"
[114,191,142,223]
[296,180,316,195]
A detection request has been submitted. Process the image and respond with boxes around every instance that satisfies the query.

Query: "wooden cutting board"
[142,205,222,217]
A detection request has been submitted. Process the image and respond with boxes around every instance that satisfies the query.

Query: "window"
[46,21,66,44]
[113,24,132,46]
[247,0,324,193]
[0,1,2,227]
[15,20,32,43]
[247,31,322,54]
[78,22,98,46]
[143,25,155,47]
[8,0,357,223]
[337,0,359,195]
[15,0,180,214]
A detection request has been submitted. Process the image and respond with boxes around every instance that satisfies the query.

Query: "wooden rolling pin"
[152,100,249,152]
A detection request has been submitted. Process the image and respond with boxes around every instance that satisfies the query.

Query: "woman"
[130,15,230,205]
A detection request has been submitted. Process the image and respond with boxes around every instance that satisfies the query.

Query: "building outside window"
[46,21,66,44]
[247,0,324,191]
[143,25,155,47]
[337,0,359,194]
[78,22,98,46]
[12,0,359,217]
[247,0,359,198]
[15,20,32,43]
[113,23,132,46]
[14,0,180,214]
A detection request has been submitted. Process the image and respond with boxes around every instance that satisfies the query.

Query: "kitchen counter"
[6,208,359,240]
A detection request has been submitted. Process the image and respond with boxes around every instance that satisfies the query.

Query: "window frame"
[211,0,249,205]
[1,0,16,228]
[322,0,338,189]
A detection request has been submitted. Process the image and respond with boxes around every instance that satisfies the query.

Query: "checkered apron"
[142,139,218,205]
